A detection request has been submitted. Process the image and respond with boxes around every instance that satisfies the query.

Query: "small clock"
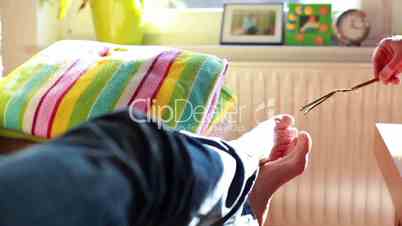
[334,9,370,46]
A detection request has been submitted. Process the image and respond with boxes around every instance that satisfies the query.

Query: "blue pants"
[0,110,226,226]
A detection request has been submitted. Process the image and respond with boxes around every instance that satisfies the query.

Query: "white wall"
[392,0,402,34]
[1,0,38,73]
[1,0,62,73]
[37,0,62,48]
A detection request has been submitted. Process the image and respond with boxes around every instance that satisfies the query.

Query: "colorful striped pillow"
[0,40,236,141]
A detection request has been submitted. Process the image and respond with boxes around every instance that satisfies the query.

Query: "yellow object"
[287,23,296,31]
[58,0,73,20]
[295,6,303,15]
[151,54,190,119]
[288,13,297,21]
[90,0,145,45]
[304,6,313,15]
[51,63,102,137]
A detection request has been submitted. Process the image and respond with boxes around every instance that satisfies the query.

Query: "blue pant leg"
[0,109,225,226]
[0,142,134,226]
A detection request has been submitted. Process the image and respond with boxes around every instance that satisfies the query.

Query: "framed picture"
[286,4,333,46]
[220,3,284,45]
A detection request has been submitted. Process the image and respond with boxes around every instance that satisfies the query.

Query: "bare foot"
[249,132,312,225]
[229,114,297,162]
[262,114,298,163]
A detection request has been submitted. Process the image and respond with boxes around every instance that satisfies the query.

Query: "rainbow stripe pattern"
[0,41,235,140]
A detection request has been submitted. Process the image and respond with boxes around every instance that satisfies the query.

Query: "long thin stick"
[350,78,379,90]
[300,78,379,114]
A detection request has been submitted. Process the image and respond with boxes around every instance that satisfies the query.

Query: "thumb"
[379,54,402,84]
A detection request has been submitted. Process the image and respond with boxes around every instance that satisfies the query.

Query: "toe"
[294,131,312,157]
[275,114,295,129]
[275,128,298,143]
[286,131,312,175]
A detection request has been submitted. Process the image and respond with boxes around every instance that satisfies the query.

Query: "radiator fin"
[217,62,399,226]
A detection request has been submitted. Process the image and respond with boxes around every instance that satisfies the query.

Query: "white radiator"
[217,62,402,226]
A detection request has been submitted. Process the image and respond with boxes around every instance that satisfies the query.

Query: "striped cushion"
[0,40,236,140]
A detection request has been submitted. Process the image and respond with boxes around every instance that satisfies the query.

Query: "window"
[152,0,361,12]
[167,0,223,8]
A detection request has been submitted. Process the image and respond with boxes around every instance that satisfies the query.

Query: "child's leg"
[0,110,225,226]
[249,131,311,225]
[229,114,298,162]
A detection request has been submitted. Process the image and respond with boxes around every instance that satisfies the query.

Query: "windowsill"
[160,45,375,63]
[29,43,374,64]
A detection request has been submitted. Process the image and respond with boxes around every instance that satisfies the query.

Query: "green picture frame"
[286,4,333,46]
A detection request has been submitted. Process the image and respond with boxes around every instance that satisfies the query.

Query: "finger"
[373,46,392,78]
[390,75,401,85]
[266,150,284,163]
[373,38,394,77]
[384,73,401,85]
[379,54,402,83]
[281,136,298,156]
[275,128,298,145]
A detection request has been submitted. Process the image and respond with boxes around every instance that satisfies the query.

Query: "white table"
[375,123,402,226]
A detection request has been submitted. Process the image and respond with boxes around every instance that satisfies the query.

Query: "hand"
[373,36,402,85]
